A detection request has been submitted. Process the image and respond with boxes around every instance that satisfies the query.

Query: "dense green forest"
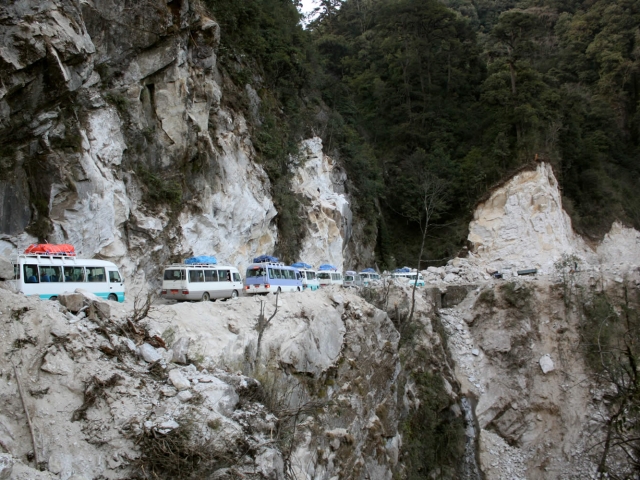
[206,0,640,268]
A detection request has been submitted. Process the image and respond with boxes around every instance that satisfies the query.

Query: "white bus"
[317,265,343,287]
[10,254,125,302]
[391,270,425,286]
[359,268,381,286]
[292,262,319,291]
[343,271,361,288]
[160,264,243,301]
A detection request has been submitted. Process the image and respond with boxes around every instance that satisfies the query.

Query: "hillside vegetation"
[206,0,640,267]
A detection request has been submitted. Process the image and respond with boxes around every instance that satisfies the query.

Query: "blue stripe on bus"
[38,292,125,303]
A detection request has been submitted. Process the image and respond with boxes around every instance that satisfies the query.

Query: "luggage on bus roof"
[394,267,412,273]
[24,243,76,256]
[292,262,313,269]
[253,255,279,263]
[318,264,337,271]
[184,256,217,265]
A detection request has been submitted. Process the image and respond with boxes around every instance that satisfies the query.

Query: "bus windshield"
[246,267,266,278]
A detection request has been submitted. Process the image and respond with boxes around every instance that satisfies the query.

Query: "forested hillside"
[208,0,640,268]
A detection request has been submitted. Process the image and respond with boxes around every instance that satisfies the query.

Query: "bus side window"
[189,270,204,282]
[87,267,106,282]
[268,268,274,279]
[13,264,20,280]
[24,265,39,283]
[218,270,230,282]
[41,266,62,282]
[64,266,85,282]
[204,270,216,282]
[232,272,241,282]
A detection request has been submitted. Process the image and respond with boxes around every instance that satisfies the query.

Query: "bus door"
[217,268,232,299]
[107,269,125,302]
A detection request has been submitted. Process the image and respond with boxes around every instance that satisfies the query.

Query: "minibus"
[292,262,319,291]
[317,264,343,287]
[244,260,302,295]
[161,263,243,301]
[11,254,125,302]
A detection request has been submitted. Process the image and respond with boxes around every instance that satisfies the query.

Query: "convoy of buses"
[8,244,424,303]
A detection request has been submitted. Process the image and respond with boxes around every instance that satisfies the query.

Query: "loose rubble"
[0,286,401,479]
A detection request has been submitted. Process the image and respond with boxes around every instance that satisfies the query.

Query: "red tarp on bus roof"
[24,243,76,256]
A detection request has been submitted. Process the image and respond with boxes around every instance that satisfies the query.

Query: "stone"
[160,386,178,397]
[192,378,239,416]
[0,257,13,280]
[158,420,179,434]
[472,349,480,356]
[481,330,511,354]
[41,350,74,375]
[58,293,84,313]
[139,343,162,363]
[124,338,137,353]
[177,390,193,402]
[0,453,13,480]
[168,369,190,391]
[443,273,458,283]
[88,299,111,322]
[255,447,285,480]
[539,354,555,374]
[171,337,190,364]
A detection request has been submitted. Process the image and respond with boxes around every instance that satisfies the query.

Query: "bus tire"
[276,287,281,294]
[297,287,301,292]
[231,290,238,299]
[108,293,118,302]
[201,292,210,302]
[50,296,58,301]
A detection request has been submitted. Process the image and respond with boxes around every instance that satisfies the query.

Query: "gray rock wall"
[0,0,280,283]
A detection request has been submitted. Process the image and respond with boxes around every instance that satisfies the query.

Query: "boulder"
[443,273,458,283]
[0,257,13,281]
[193,377,239,416]
[177,390,193,402]
[139,343,162,363]
[171,337,190,364]
[168,369,190,391]
[75,289,111,321]
[0,453,13,480]
[41,349,74,375]
[58,293,84,313]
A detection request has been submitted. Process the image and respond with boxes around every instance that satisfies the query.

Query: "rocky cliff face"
[291,138,351,269]
[467,162,640,275]
[0,0,353,283]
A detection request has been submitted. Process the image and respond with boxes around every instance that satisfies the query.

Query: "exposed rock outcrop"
[0,0,279,283]
[291,137,351,269]
[466,162,640,277]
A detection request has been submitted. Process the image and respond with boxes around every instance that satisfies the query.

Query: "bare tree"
[253,291,280,372]
[406,173,448,326]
